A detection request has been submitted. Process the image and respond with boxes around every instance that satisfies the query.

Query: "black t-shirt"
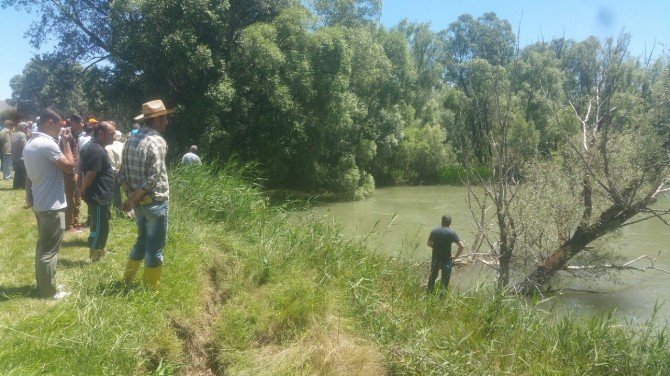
[80,140,115,205]
[428,227,461,260]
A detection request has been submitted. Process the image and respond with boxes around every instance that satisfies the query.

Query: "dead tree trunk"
[512,200,653,295]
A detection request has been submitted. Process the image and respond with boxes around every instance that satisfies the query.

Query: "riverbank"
[0,166,668,374]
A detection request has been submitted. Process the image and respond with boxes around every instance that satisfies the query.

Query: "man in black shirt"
[80,121,117,262]
[427,215,465,293]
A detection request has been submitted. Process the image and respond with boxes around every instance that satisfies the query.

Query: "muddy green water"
[300,186,670,321]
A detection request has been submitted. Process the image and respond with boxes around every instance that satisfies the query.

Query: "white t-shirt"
[105,140,124,171]
[181,152,202,165]
[23,132,67,212]
[79,134,92,148]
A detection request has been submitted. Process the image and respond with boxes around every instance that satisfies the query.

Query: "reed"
[0,165,667,375]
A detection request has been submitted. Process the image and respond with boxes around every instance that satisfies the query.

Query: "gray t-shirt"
[0,128,11,154]
[23,132,67,212]
[11,131,27,161]
[181,152,202,165]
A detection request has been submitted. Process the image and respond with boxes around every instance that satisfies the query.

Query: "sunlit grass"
[0,164,668,375]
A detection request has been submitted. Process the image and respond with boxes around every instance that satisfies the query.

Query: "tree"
[463,60,535,289]
[511,36,670,294]
[440,12,516,163]
[310,0,381,27]
[8,54,106,118]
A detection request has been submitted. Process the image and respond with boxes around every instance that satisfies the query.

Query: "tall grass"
[0,164,668,375]
[170,164,669,375]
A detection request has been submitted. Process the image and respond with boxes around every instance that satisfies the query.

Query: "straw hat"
[134,99,175,121]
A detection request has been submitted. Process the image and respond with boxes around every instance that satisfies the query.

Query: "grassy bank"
[0,166,668,375]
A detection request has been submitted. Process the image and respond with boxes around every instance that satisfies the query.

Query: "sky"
[1,0,670,101]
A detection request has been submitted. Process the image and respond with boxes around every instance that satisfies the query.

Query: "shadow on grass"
[0,187,21,192]
[59,258,89,268]
[0,285,36,301]
[62,238,89,248]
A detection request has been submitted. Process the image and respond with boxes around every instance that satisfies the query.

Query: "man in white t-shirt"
[181,145,202,165]
[105,130,125,216]
[23,108,75,300]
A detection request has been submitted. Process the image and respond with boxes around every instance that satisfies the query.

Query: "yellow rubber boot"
[143,266,162,292]
[123,259,142,286]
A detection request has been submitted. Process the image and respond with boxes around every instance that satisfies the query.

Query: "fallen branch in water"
[454,251,669,276]
[455,252,499,269]
[564,251,670,275]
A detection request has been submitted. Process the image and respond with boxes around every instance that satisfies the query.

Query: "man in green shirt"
[427,215,465,293]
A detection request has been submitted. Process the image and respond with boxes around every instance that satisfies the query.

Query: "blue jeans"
[2,154,12,179]
[128,201,168,267]
[427,253,452,292]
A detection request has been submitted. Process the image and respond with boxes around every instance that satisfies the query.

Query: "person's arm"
[54,129,74,173]
[24,177,33,209]
[427,231,434,248]
[80,170,97,195]
[452,240,465,260]
[139,140,162,192]
[122,141,159,211]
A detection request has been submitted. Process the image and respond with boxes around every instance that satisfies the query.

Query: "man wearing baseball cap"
[119,99,174,291]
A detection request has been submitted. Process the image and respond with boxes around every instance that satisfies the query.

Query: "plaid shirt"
[119,126,169,201]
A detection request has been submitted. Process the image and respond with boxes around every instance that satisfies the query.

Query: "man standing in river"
[427,215,465,293]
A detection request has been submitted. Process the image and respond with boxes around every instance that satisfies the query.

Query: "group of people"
[11,98,460,299]
[0,120,31,188]
[19,99,179,300]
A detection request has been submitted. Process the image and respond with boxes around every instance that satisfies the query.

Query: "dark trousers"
[427,252,452,292]
[87,202,111,250]
[34,210,65,297]
[12,159,26,189]
[112,181,123,216]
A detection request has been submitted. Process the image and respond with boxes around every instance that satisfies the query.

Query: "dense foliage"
[4,1,669,200]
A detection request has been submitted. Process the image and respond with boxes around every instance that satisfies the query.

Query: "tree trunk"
[512,201,651,295]
[498,241,512,289]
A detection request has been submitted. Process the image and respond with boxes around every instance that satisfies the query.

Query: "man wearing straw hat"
[119,99,174,291]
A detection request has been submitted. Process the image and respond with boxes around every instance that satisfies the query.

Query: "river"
[299,186,670,322]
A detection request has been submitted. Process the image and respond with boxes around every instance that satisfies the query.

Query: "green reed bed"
[0,165,668,375]
[171,164,669,375]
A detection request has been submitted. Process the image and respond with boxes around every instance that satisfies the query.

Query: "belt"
[140,195,154,205]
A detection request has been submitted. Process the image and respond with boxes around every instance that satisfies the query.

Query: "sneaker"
[49,291,71,300]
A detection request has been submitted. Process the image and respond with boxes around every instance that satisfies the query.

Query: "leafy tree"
[440,13,516,162]
[510,36,670,294]
[309,0,381,27]
[8,54,106,118]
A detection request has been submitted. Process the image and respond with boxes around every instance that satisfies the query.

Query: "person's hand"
[121,189,144,211]
[121,198,137,212]
[60,128,72,142]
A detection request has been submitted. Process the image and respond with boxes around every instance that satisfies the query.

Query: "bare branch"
[565,251,670,275]
[570,99,592,150]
